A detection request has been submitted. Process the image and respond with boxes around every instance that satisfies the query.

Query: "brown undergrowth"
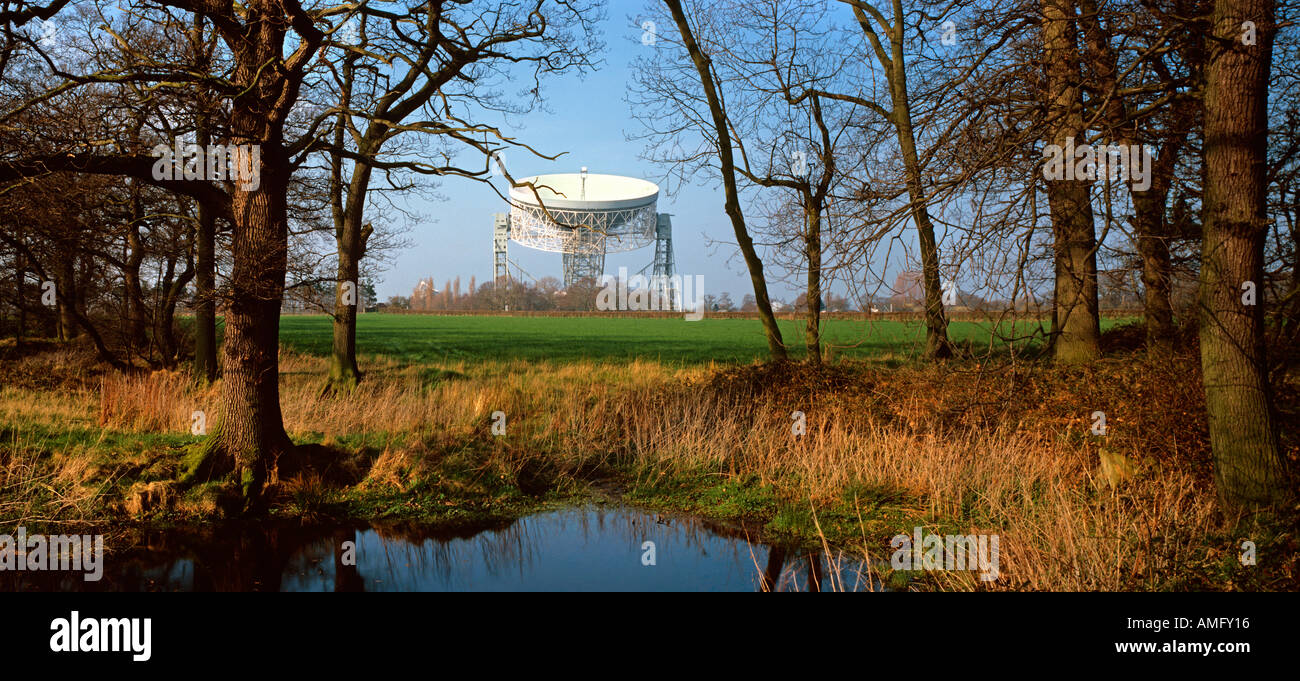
[2,323,1296,590]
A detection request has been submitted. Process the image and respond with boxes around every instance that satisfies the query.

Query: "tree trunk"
[1077,0,1183,356]
[328,208,370,392]
[665,0,787,361]
[805,201,822,365]
[15,247,25,348]
[218,153,293,506]
[189,15,218,383]
[159,248,194,365]
[326,92,371,392]
[193,131,218,383]
[1041,0,1101,363]
[212,14,300,505]
[123,188,149,355]
[1133,190,1176,355]
[885,0,950,359]
[1199,0,1288,509]
[54,252,78,341]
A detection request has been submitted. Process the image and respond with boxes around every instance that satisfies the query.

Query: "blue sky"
[375,9,809,305]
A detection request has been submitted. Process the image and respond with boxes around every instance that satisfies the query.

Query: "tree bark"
[192,126,218,383]
[1041,0,1101,363]
[326,77,371,392]
[328,206,370,392]
[190,13,218,382]
[193,199,218,381]
[1199,0,1288,508]
[209,4,307,508]
[13,250,24,348]
[218,150,293,506]
[122,210,148,356]
[1133,189,1177,354]
[804,200,822,365]
[53,250,78,341]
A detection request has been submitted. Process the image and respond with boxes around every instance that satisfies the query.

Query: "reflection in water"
[1,508,880,592]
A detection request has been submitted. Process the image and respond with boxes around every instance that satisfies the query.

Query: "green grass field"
[274,314,1115,365]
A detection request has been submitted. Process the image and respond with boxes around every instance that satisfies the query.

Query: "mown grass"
[274,314,1138,365]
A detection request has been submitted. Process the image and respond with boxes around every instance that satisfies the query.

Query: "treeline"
[396,275,862,313]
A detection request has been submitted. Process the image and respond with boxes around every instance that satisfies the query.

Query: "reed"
[0,346,1264,590]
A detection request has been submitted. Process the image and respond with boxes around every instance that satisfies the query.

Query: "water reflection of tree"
[760,548,881,592]
[366,519,535,590]
[333,529,364,592]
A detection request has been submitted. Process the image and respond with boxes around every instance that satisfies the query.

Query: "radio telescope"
[494,169,673,288]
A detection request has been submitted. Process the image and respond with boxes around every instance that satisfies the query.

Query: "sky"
[374,8,827,305]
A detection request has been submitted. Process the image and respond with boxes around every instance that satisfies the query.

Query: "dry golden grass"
[3,345,1280,590]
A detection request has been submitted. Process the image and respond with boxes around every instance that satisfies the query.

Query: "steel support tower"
[561,222,606,286]
[651,214,676,309]
[493,213,510,286]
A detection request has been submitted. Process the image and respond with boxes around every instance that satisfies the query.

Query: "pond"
[3,507,880,592]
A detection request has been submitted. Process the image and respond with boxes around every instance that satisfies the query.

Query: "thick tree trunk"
[906,162,950,360]
[1199,0,1288,509]
[805,202,822,365]
[327,134,372,392]
[1041,0,1101,363]
[329,270,362,390]
[122,262,147,354]
[1048,203,1102,363]
[198,2,312,509]
[1077,0,1183,356]
[218,155,293,505]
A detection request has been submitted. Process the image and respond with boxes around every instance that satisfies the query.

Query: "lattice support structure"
[493,213,510,286]
[563,251,606,287]
[651,214,676,310]
[508,204,656,254]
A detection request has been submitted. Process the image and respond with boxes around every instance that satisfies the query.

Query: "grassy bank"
[1,318,1296,590]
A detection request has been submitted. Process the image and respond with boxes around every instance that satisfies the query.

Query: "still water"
[6,507,879,592]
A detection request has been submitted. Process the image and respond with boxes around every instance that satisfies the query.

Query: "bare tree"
[634,0,788,361]
[319,1,600,391]
[833,0,953,358]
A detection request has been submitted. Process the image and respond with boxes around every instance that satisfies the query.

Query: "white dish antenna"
[508,173,659,255]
